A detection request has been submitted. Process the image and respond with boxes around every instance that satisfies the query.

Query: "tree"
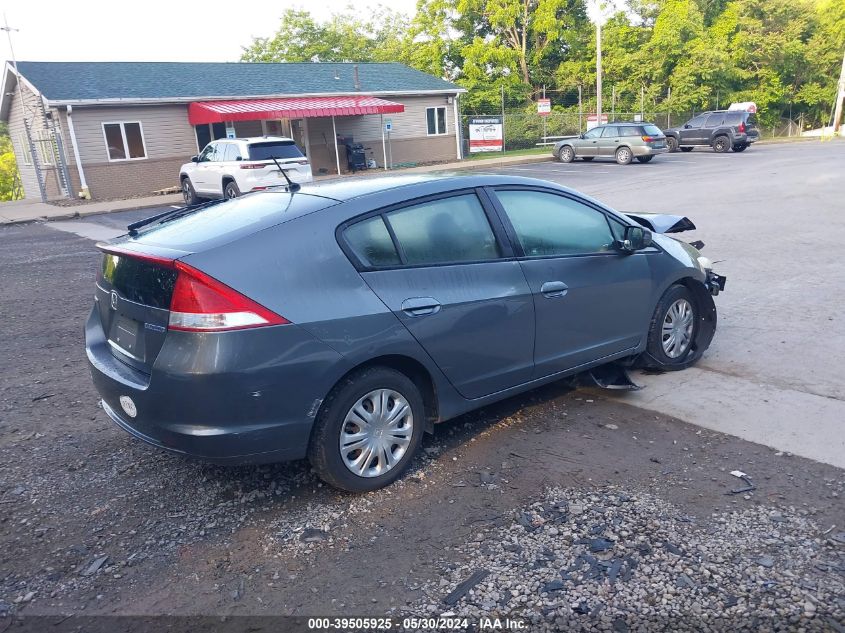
[0,133,22,201]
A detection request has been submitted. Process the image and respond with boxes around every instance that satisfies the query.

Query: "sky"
[2,0,419,63]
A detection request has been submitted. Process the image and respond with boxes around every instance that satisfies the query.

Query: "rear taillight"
[95,245,289,332]
[738,122,746,133]
[239,162,266,169]
[641,135,659,142]
[169,261,289,331]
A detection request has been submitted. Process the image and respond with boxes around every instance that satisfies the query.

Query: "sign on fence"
[537,99,551,116]
[586,113,609,130]
[468,116,504,153]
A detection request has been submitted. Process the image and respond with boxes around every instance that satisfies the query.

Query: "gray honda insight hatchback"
[86,175,725,491]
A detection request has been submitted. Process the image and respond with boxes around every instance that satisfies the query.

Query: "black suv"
[664,110,759,153]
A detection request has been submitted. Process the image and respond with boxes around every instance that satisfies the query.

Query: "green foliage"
[242,0,845,129]
[0,133,22,202]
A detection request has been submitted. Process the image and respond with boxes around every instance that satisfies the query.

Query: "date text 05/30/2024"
[307,617,528,630]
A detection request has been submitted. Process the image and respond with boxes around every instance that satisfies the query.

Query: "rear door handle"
[401,297,441,317]
[540,281,568,298]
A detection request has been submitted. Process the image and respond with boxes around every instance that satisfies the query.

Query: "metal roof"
[188,96,405,124]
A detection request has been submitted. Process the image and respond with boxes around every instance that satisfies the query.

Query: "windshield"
[247,141,304,161]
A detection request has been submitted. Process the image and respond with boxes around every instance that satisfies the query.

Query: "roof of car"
[213,136,296,143]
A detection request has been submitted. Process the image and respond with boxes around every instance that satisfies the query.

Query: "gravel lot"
[1,147,844,631]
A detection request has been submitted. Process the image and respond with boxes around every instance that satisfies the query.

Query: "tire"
[732,143,748,152]
[581,156,594,162]
[680,146,694,152]
[223,180,241,199]
[615,146,633,165]
[558,145,575,163]
[181,177,199,206]
[308,366,425,492]
[666,136,679,152]
[636,155,654,163]
[642,284,699,370]
[712,135,731,153]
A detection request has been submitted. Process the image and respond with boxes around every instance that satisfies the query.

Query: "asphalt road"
[43,140,845,467]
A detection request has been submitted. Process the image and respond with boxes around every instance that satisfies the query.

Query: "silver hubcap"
[182,182,191,203]
[618,149,629,162]
[225,186,237,198]
[340,389,413,478]
[562,148,572,161]
[662,298,694,358]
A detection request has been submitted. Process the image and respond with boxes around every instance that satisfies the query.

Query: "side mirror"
[683,124,692,129]
[619,226,653,253]
[190,155,199,162]
[235,156,243,161]
[579,134,585,139]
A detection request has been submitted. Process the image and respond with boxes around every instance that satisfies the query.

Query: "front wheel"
[308,367,425,492]
[636,155,654,163]
[615,146,633,165]
[181,178,199,205]
[713,135,731,153]
[559,145,575,163]
[666,136,679,152]
[643,284,699,370]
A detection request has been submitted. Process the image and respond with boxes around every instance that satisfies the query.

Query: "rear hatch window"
[642,125,663,136]
[247,141,304,161]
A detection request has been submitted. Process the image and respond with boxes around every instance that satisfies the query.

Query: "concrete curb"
[0,194,184,226]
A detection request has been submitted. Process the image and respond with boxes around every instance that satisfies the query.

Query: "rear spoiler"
[623,212,696,234]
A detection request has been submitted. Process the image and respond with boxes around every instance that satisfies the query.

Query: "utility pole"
[578,85,583,133]
[596,16,602,127]
[640,85,644,121]
[542,84,547,143]
[611,86,615,122]
[833,45,845,134]
[2,13,47,202]
[501,84,506,152]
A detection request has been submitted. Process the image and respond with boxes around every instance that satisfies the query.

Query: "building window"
[102,122,147,161]
[426,106,447,136]
[17,134,32,165]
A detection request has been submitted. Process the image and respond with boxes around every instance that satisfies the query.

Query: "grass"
[464,146,551,160]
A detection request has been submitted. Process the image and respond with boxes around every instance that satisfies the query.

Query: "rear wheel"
[642,284,698,370]
[181,177,199,205]
[559,145,575,163]
[732,143,748,152]
[223,180,241,199]
[713,135,731,153]
[666,136,679,152]
[581,156,594,161]
[615,146,633,165]
[636,155,654,163]
[680,146,694,152]
[308,367,425,492]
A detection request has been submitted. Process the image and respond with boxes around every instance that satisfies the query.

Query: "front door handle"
[540,281,568,298]
[401,297,441,317]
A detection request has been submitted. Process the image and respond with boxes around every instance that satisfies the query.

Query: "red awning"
[188,96,405,125]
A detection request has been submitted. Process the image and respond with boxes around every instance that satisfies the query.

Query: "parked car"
[86,175,725,492]
[663,110,759,153]
[179,136,313,204]
[553,123,668,165]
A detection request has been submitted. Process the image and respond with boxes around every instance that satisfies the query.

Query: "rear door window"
[344,216,401,267]
[724,112,743,126]
[622,126,644,137]
[384,194,501,266]
[494,190,614,256]
[248,141,304,161]
[705,113,724,127]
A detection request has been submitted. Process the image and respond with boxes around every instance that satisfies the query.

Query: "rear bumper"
[85,307,344,464]
[631,145,669,156]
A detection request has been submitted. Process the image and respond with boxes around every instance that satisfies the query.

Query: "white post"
[381,113,387,170]
[65,105,89,198]
[452,94,462,160]
[331,115,341,176]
